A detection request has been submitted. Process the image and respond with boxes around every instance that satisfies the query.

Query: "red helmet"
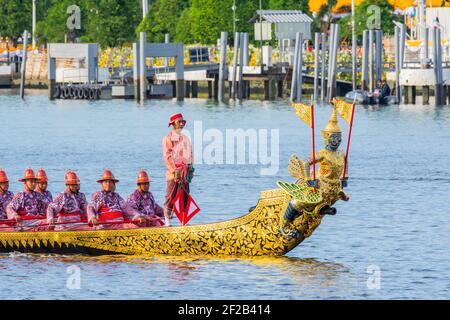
[137,170,151,184]
[0,169,9,183]
[65,170,80,185]
[36,168,48,182]
[168,113,186,127]
[97,169,119,183]
[19,168,37,182]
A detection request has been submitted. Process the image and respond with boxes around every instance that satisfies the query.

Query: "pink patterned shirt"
[0,191,14,220]
[37,190,53,214]
[126,190,164,217]
[47,192,88,220]
[87,191,142,223]
[6,190,45,219]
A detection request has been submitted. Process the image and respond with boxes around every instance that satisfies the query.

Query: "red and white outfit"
[87,191,142,230]
[47,192,90,231]
[127,190,164,227]
[6,190,46,231]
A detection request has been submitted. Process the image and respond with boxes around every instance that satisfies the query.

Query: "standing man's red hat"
[168,113,185,127]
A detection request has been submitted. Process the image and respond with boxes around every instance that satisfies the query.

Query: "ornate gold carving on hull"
[0,188,326,257]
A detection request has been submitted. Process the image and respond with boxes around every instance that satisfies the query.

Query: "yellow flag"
[291,103,313,128]
[333,98,354,125]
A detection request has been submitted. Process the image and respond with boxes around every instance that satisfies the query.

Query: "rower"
[162,113,194,226]
[6,168,47,231]
[47,170,90,231]
[36,168,53,212]
[126,170,164,227]
[0,169,14,230]
[87,169,146,230]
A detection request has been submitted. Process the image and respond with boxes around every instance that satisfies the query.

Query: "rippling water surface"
[0,90,449,299]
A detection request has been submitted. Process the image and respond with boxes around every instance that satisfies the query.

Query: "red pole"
[311,104,316,181]
[344,103,356,178]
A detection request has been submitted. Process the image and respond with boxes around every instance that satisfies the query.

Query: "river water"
[0,90,449,299]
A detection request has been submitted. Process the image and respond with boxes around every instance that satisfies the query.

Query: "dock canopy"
[249,10,313,41]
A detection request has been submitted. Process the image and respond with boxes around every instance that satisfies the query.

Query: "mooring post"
[185,81,191,98]
[375,30,383,82]
[328,24,339,101]
[290,32,301,102]
[327,24,335,98]
[313,32,320,102]
[394,26,401,101]
[361,30,369,91]
[139,32,147,103]
[368,29,375,92]
[218,32,228,102]
[133,42,140,101]
[47,47,56,100]
[164,33,170,68]
[20,30,29,99]
[242,33,250,98]
[175,43,185,101]
[423,86,430,105]
[320,32,327,102]
[231,32,240,100]
[297,33,304,102]
[238,32,245,100]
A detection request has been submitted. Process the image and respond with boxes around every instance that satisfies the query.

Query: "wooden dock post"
[175,43,185,101]
[423,86,430,105]
[328,24,339,101]
[208,81,213,99]
[164,33,170,68]
[320,33,327,102]
[139,32,147,103]
[277,80,283,98]
[368,29,375,92]
[361,30,369,91]
[313,32,320,102]
[326,24,335,100]
[231,32,240,100]
[20,30,29,99]
[192,81,198,98]
[432,27,443,105]
[290,32,301,102]
[218,31,228,102]
[47,48,56,100]
[133,42,140,101]
[238,32,245,100]
[375,30,383,82]
[394,26,401,101]
[185,81,191,98]
[297,33,304,102]
[242,33,250,98]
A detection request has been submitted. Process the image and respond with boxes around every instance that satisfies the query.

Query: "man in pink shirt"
[0,169,14,231]
[6,168,47,231]
[36,168,53,213]
[126,170,164,227]
[162,113,194,226]
[87,169,145,230]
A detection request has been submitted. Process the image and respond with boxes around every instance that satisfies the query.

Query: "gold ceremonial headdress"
[321,108,342,143]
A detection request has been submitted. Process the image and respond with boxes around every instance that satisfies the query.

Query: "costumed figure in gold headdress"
[278,108,350,239]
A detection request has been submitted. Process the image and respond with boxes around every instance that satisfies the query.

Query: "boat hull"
[0,189,315,257]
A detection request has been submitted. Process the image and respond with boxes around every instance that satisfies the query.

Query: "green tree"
[339,0,400,40]
[137,0,189,43]
[36,0,87,44]
[83,0,141,48]
[0,0,32,45]
[187,0,234,44]
[268,0,309,12]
